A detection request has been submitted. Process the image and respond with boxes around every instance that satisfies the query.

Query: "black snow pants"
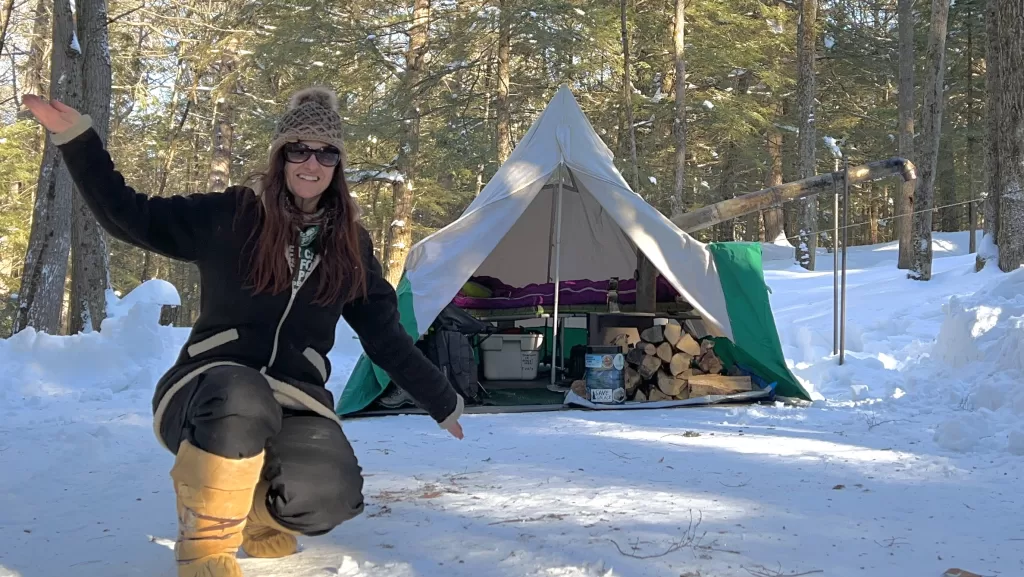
[158,365,365,536]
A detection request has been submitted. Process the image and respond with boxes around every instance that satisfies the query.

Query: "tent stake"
[840,156,849,366]
[551,166,565,386]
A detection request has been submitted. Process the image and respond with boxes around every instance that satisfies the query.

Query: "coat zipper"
[262,243,320,373]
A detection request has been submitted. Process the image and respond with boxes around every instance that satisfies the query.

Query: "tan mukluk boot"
[170,440,265,577]
[241,481,300,559]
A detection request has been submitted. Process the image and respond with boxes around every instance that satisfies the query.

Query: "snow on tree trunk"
[762,100,786,243]
[496,0,512,164]
[996,0,1024,272]
[909,0,950,281]
[896,0,915,269]
[978,0,1003,272]
[384,0,429,286]
[794,0,818,271]
[69,0,112,334]
[670,0,686,219]
[15,0,77,335]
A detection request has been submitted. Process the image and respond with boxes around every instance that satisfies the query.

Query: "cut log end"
[640,325,665,344]
[656,370,687,397]
[656,341,674,363]
[669,352,693,376]
[663,322,682,346]
[677,334,701,357]
[639,354,663,380]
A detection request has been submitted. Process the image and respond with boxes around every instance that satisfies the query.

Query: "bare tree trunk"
[476,56,493,196]
[794,0,818,270]
[896,0,915,268]
[763,101,786,243]
[620,0,639,194]
[977,0,1002,271]
[15,0,78,334]
[208,36,238,191]
[0,0,17,64]
[937,113,958,231]
[967,5,977,253]
[868,182,880,244]
[496,0,512,164]
[620,0,654,311]
[384,0,430,285]
[996,0,1024,272]
[69,0,111,334]
[910,0,950,281]
[670,0,686,218]
[24,0,49,99]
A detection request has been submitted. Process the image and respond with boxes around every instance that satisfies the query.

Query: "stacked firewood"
[621,320,752,401]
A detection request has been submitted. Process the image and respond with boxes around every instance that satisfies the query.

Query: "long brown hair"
[242,150,367,305]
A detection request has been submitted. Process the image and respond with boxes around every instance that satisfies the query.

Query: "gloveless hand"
[444,419,464,440]
[22,94,82,134]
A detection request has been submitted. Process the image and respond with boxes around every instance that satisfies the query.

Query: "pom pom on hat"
[288,86,338,112]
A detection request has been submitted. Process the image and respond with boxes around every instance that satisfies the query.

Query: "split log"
[642,342,657,356]
[698,354,723,375]
[663,320,682,347]
[669,353,693,376]
[625,346,646,366]
[656,370,687,397]
[649,388,672,401]
[688,375,752,397]
[624,366,641,396]
[676,334,701,356]
[640,325,664,344]
[634,389,648,402]
[656,341,674,363]
[639,354,663,380]
[697,341,723,374]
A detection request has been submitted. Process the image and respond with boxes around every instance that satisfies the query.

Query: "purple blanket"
[453,275,680,310]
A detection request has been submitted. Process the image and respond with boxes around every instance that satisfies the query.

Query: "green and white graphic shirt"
[291,225,320,292]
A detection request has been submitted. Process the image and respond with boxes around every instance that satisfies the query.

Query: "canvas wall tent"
[337,85,808,416]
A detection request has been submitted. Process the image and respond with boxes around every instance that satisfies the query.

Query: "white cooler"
[479,333,545,380]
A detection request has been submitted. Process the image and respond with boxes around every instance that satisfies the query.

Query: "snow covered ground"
[1,231,1021,577]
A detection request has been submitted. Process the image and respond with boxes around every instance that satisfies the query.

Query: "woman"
[24,87,465,577]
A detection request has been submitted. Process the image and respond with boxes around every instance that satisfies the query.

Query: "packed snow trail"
[0,232,1021,577]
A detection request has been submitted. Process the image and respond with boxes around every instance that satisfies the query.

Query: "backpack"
[416,328,482,404]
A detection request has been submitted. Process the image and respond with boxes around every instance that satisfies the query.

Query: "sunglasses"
[283,142,342,167]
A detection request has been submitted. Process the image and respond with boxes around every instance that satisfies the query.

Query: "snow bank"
[0,279,365,410]
[0,282,188,404]
[928,267,1024,454]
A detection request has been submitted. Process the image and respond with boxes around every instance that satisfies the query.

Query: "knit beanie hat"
[268,86,348,167]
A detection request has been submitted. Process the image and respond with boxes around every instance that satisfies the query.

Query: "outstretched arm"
[25,95,228,262]
[342,227,465,439]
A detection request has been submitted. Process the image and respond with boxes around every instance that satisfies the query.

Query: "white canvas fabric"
[402,85,734,340]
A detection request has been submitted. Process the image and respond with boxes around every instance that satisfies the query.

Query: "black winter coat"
[54,121,461,447]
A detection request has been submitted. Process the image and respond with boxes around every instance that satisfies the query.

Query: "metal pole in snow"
[840,155,849,366]
[551,165,565,386]
[833,159,840,356]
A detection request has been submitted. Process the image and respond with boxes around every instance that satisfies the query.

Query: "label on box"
[584,353,625,404]
[520,352,536,373]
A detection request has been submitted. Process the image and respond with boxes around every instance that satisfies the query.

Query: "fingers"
[51,100,74,113]
[447,421,464,440]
